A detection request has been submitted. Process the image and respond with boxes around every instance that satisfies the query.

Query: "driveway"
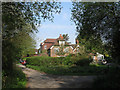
[17,64,96,88]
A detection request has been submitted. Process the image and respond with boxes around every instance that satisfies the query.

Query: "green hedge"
[26,56,69,66]
[74,56,92,66]
[26,55,92,67]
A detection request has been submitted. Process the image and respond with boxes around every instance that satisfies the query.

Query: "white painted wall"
[59,41,65,45]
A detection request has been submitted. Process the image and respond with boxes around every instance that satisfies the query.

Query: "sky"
[35,2,77,49]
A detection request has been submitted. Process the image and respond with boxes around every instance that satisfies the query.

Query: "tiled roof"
[41,34,73,50]
[44,39,57,43]
[44,43,54,50]
[54,41,59,45]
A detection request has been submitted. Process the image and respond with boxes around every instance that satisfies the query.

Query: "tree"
[12,24,36,57]
[71,2,120,62]
[2,2,62,75]
[63,34,69,41]
[2,2,61,39]
[77,33,104,54]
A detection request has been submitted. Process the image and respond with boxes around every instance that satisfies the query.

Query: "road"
[17,64,96,88]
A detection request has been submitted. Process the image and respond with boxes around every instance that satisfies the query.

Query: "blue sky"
[35,2,77,49]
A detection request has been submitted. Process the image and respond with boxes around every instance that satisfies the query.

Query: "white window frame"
[64,48,69,53]
[54,48,59,53]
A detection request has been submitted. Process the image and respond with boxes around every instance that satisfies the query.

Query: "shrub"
[2,66,27,88]
[26,56,65,66]
[26,55,92,67]
[73,55,92,66]
[62,57,73,65]
[67,54,75,57]
[74,58,91,66]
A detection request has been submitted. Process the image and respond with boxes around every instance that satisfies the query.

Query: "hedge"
[26,55,92,67]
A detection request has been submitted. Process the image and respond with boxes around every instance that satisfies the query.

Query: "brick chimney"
[76,39,79,45]
[59,34,63,39]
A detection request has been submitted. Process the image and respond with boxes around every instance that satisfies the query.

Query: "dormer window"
[59,41,65,46]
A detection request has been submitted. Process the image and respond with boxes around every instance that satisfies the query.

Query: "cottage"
[39,34,80,57]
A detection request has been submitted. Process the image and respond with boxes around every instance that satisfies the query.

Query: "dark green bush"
[2,66,27,88]
[73,55,92,66]
[75,58,91,66]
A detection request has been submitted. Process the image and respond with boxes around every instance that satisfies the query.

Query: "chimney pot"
[76,39,79,44]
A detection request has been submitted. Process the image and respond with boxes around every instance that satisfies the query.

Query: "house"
[39,34,80,57]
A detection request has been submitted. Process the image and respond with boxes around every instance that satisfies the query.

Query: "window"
[54,48,59,53]
[64,48,69,53]
[44,45,47,49]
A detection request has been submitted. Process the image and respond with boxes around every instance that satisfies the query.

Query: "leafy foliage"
[2,65,27,88]
[2,2,62,39]
[26,56,67,66]
[2,2,62,88]
[2,2,62,69]
[12,25,36,56]
[25,56,115,76]
[71,2,120,87]
[71,2,120,62]
[26,55,92,67]
[63,34,69,41]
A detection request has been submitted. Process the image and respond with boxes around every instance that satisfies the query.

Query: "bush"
[26,56,74,67]
[67,54,75,57]
[26,56,65,66]
[62,57,73,66]
[26,55,93,67]
[2,65,27,88]
[75,58,92,66]
[73,55,92,66]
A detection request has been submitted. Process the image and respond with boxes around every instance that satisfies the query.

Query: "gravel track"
[17,64,96,88]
